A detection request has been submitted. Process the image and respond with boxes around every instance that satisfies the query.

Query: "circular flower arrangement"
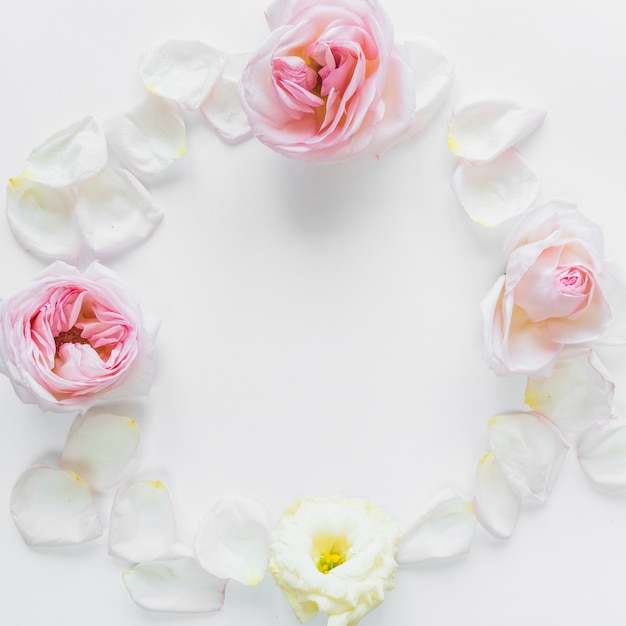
[3,1,626,625]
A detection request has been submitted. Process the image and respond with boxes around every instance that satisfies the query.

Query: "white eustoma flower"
[269,496,400,626]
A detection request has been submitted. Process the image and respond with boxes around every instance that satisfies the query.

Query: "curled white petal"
[22,116,107,187]
[200,52,253,143]
[139,40,227,110]
[123,557,226,612]
[489,412,569,501]
[578,419,626,490]
[6,176,81,260]
[396,490,476,564]
[60,412,140,491]
[401,36,454,136]
[447,96,546,161]
[74,167,163,255]
[109,480,177,562]
[10,466,102,546]
[525,349,615,434]
[105,95,187,175]
[452,148,540,226]
[473,451,521,539]
[195,494,272,585]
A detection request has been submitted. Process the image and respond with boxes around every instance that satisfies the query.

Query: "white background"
[2,0,626,624]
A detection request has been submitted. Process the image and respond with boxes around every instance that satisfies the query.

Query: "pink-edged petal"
[447,96,546,162]
[396,490,476,564]
[400,36,454,136]
[22,116,107,187]
[123,557,226,612]
[60,412,140,491]
[194,495,272,585]
[139,40,227,110]
[473,451,521,539]
[367,51,416,158]
[105,95,187,176]
[6,176,81,260]
[74,167,163,255]
[489,412,569,501]
[578,419,626,490]
[109,480,177,563]
[200,52,253,143]
[452,148,540,227]
[10,466,102,546]
[525,349,615,434]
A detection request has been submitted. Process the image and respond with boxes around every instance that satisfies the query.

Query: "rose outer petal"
[22,116,108,188]
[396,490,476,564]
[452,148,540,227]
[195,495,272,585]
[447,96,546,162]
[60,412,140,492]
[6,176,82,261]
[10,466,102,546]
[123,557,226,612]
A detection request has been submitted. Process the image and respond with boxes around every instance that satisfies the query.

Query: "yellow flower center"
[317,549,346,574]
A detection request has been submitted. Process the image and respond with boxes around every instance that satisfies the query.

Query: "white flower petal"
[123,557,226,612]
[6,176,82,260]
[525,349,615,434]
[74,167,163,255]
[473,451,521,539]
[447,96,546,161]
[10,466,102,546]
[400,36,454,136]
[60,412,140,491]
[139,40,227,110]
[578,419,626,490]
[451,148,540,227]
[195,494,272,585]
[105,95,187,176]
[396,490,476,564]
[109,480,177,562]
[22,116,107,187]
[489,412,569,501]
[200,52,253,143]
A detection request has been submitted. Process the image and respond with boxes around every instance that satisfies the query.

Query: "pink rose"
[239,0,451,162]
[481,200,619,376]
[0,261,158,413]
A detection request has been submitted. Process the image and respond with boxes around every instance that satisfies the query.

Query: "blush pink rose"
[0,261,159,413]
[239,0,440,162]
[481,200,621,376]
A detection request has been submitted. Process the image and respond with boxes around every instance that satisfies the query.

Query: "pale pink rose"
[481,200,619,376]
[0,261,158,413]
[239,0,424,161]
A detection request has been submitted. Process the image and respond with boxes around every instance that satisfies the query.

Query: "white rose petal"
[200,52,253,143]
[22,116,108,187]
[402,36,454,136]
[123,557,226,613]
[396,490,476,564]
[447,96,546,161]
[105,95,187,176]
[473,451,521,539]
[490,412,569,501]
[195,494,272,585]
[10,466,102,546]
[60,412,140,492]
[74,167,163,255]
[525,349,615,434]
[139,40,227,110]
[109,480,177,563]
[6,176,81,260]
[578,419,626,490]
[451,148,540,227]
